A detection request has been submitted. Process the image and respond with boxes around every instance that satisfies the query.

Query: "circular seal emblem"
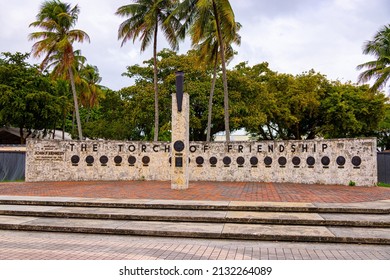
[173,140,185,152]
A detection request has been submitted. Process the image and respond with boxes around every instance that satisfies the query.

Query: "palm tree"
[191,20,241,141]
[177,0,238,141]
[357,24,390,92]
[116,0,181,141]
[29,0,90,139]
[78,64,105,122]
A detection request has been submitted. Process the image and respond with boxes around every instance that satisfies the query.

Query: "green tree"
[357,24,390,92]
[78,64,105,122]
[320,82,386,138]
[177,0,238,141]
[0,52,63,143]
[116,0,181,141]
[29,0,90,139]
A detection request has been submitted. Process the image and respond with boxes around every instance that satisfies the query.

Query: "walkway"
[1,181,390,203]
[1,230,389,260]
[0,180,389,260]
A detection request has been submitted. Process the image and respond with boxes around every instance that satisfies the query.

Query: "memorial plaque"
[209,156,217,165]
[196,156,204,165]
[142,156,150,166]
[175,157,183,167]
[114,156,122,165]
[250,156,258,166]
[173,140,185,152]
[223,156,231,165]
[321,156,330,166]
[237,156,245,166]
[352,156,362,167]
[71,155,80,166]
[307,156,315,166]
[85,155,94,165]
[128,156,136,165]
[278,156,287,166]
[100,155,108,165]
[336,156,346,166]
[292,156,301,166]
[34,145,65,161]
[264,156,272,166]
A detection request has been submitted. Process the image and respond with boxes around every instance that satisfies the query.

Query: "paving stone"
[222,223,335,240]
[226,211,324,221]
[117,220,225,236]
[328,227,390,239]
[0,215,39,224]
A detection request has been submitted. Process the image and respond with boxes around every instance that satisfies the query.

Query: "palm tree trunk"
[153,23,159,142]
[213,1,230,142]
[206,59,218,142]
[68,67,83,140]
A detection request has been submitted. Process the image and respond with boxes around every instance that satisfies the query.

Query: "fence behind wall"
[0,150,26,181]
[377,152,390,184]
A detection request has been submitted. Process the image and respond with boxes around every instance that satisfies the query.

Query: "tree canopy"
[78,49,388,148]
[0,52,66,143]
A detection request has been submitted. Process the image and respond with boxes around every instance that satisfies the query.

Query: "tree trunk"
[153,23,159,142]
[19,127,25,145]
[68,67,83,140]
[213,1,230,142]
[206,59,218,142]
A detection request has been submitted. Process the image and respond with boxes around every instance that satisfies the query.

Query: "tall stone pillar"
[171,71,189,190]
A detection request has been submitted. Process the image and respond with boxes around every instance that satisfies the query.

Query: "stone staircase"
[0,196,389,244]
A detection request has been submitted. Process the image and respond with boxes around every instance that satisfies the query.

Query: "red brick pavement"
[1,181,390,203]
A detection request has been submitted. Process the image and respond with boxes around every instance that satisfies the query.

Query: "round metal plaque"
[71,155,80,164]
[278,156,287,166]
[236,157,245,165]
[223,156,231,165]
[352,156,362,167]
[209,157,218,165]
[99,156,108,164]
[292,156,301,166]
[85,155,94,164]
[264,156,272,166]
[196,156,204,165]
[114,156,122,164]
[336,156,346,166]
[142,156,150,165]
[173,140,185,152]
[128,156,136,165]
[306,156,315,166]
[321,156,330,166]
[250,157,258,165]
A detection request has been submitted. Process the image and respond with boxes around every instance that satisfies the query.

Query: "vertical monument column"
[171,71,189,190]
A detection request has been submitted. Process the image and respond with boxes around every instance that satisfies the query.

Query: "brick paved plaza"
[1,181,390,203]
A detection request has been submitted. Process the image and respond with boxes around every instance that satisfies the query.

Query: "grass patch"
[0,179,24,183]
[377,182,390,188]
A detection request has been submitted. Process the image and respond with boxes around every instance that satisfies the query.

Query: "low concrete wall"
[26,138,377,186]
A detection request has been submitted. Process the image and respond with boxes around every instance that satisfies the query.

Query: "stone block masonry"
[26,138,377,186]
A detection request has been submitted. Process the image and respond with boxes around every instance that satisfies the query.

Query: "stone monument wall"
[26,138,377,186]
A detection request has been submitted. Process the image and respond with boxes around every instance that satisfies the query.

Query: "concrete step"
[0,215,389,244]
[1,196,389,214]
[0,196,389,245]
[0,204,389,227]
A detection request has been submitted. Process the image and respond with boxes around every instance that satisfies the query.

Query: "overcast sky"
[0,0,389,91]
